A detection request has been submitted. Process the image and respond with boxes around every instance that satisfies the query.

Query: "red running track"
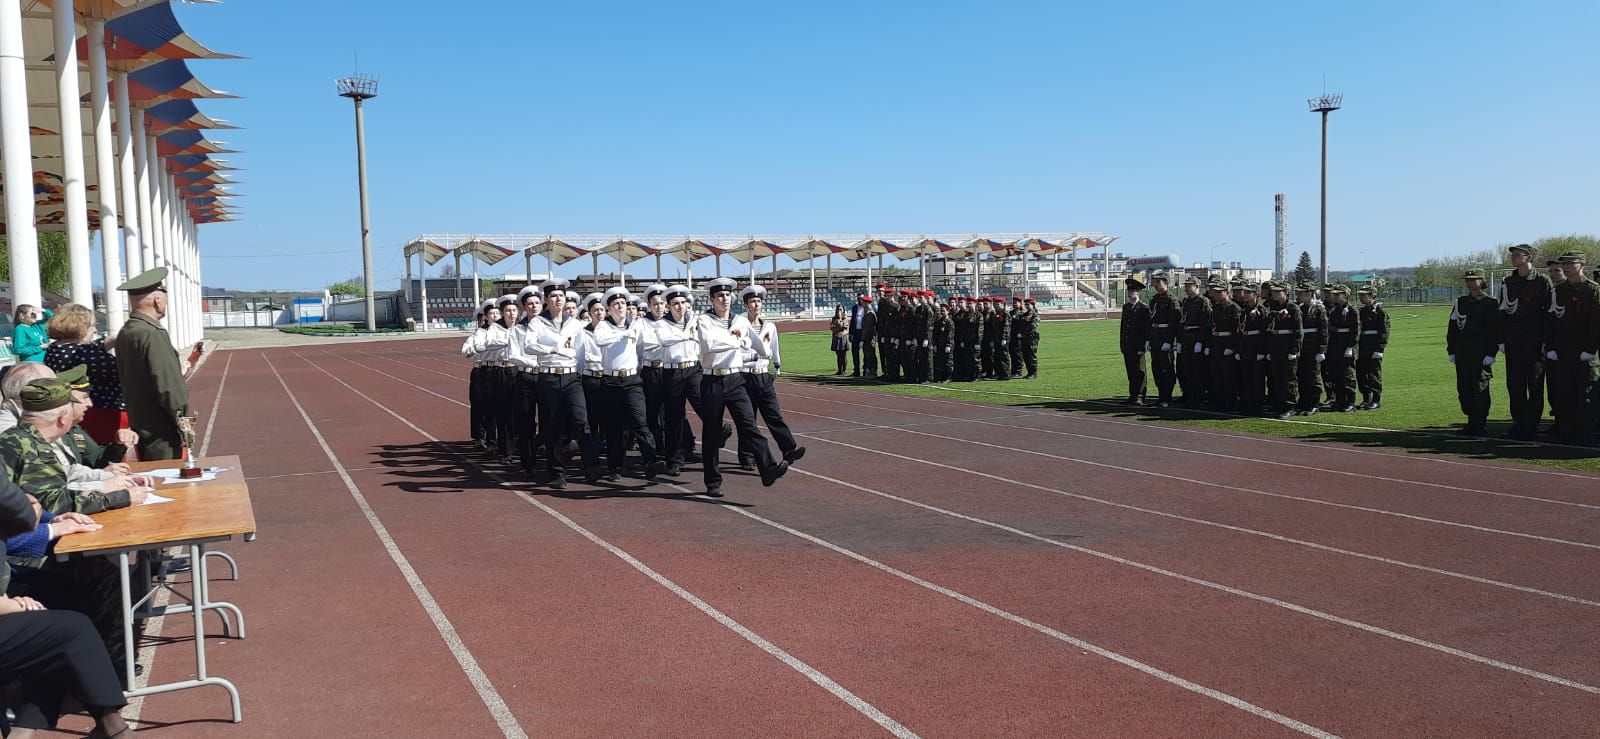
[121,336,1600,737]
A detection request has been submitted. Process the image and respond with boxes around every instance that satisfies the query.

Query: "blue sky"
[174,0,1600,291]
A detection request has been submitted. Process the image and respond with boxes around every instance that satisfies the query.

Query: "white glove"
[1288,354,1298,361]
[1482,356,1495,367]
[1223,348,1234,356]
[1546,350,1558,360]
[1193,342,1203,353]
[921,340,929,347]
[1315,353,1325,362]
[1343,348,1354,359]
[1371,352,1383,359]
[1160,342,1171,351]
[1256,354,1265,360]
[1497,343,1505,355]
[1583,352,1597,362]
[1448,355,1456,364]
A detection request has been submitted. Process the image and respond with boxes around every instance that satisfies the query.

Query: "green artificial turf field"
[778,305,1600,472]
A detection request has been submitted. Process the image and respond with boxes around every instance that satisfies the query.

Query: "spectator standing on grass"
[10,306,51,365]
[829,305,850,376]
[1446,269,1501,437]
[849,294,876,378]
[113,268,188,461]
[1544,252,1600,445]
[43,305,125,445]
[1498,244,1552,440]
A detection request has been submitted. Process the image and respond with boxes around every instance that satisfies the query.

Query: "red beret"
[876,283,890,290]
[860,295,874,303]
[1013,296,1023,301]
[1026,298,1036,303]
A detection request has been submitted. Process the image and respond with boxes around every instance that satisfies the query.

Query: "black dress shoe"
[664,462,682,477]
[549,474,567,490]
[783,446,806,464]
[584,466,604,484]
[738,458,755,471]
[761,460,789,487]
[704,484,724,498]
[645,461,666,480]
[1277,411,1296,420]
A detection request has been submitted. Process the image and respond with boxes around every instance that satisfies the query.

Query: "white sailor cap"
[517,285,540,301]
[664,284,691,302]
[565,290,580,304]
[642,282,669,300]
[539,277,570,296]
[603,286,632,305]
[479,298,497,313]
[706,277,737,295]
[582,292,604,309]
[738,284,767,303]
[496,294,518,307]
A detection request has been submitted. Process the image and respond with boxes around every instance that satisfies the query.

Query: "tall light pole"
[337,73,379,330]
[1209,241,1228,276]
[1308,92,1342,288]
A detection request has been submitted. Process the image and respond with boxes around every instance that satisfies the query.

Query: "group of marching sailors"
[461,276,804,497]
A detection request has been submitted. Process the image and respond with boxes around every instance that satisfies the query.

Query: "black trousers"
[698,373,775,488]
[514,370,541,472]
[0,610,126,730]
[536,373,596,477]
[642,366,667,453]
[849,335,863,374]
[600,375,656,471]
[1150,343,1176,401]
[468,365,487,442]
[582,375,606,457]
[492,367,518,458]
[744,372,797,455]
[1504,347,1546,433]
[1122,350,1147,399]
[1296,354,1322,410]
[661,367,703,464]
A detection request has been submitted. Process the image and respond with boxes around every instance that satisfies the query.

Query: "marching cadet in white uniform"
[695,277,787,497]
[638,284,671,456]
[739,285,804,469]
[490,295,522,463]
[579,293,607,459]
[592,287,664,480]
[647,284,709,476]
[463,298,499,450]
[512,286,543,472]
[516,279,600,489]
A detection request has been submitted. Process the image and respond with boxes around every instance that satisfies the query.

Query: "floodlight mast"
[1308,92,1341,288]
[338,73,379,330]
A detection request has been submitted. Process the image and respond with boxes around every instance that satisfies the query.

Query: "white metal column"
[149,142,166,269]
[54,0,92,303]
[132,113,154,272]
[87,20,125,335]
[113,72,142,278]
[0,0,40,307]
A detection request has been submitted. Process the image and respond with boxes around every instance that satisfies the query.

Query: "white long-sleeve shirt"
[506,321,538,370]
[743,317,781,374]
[480,323,511,364]
[461,328,486,360]
[579,326,603,373]
[518,312,583,370]
[638,315,668,366]
[649,313,700,365]
[697,310,766,373]
[592,317,644,373]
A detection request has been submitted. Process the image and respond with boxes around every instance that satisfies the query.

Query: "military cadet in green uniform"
[1266,281,1303,419]
[932,301,954,383]
[1237,280,1270,415]
[1147,273,1180,407]
[1021,298,1041,379]
[113,267,189,460]
[1544,252,1600,444]
[1120,274,1151,404]
[1324,284,1360,412]
[1178,276,1211,406]
[955,298,975,381]
[1206,277,1241,411]
[990,298,1012,380]
[1498,244,1553,439]
[1355,286,1390,410]
[1294,281,1328,415]
[1008,297,1027,377]
[1446,269,1502,436]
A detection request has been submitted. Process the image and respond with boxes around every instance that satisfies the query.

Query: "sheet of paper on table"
[141,492,174,506]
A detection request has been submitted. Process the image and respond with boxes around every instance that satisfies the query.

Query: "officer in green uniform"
[1237,280,1270,415]
[1324,284,1360,412]
[1446,269,1502,436]
[1147,273,1180,406]
[1266,281,1302,419]
[1294,281,1328,415]
[1355,286,1390,410]
[113,267,189,460]
[1205,277,1240,411]
[1120,274,1151,404]
[1544,252,1600,444]
[1178,276,1211,406]
[932,301,954,383]
[1498,244,1553,439]
[1021,298,1041,379]
[991,298,1012,380]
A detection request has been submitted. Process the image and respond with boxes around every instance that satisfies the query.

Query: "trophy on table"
[177,412,203,479]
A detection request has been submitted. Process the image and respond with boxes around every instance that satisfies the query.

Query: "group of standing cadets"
[461,277,804,496]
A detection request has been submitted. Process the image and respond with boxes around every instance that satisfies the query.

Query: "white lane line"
[244,467,383,482]
[790,375,1600,481]
[743,450,1600,696]
[199,352,234,458]
[263,355,529,739]
[328,352,1336,738]
[786,391,1600,512]
[789,426,1600,609]
[291,350,920,739]
[785,406,1600,552]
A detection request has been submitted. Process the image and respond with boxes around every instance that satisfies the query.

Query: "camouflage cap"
[1294,281,1318,292]
[1507,243,1535,256]
[56,364,88,390]
[1237,280,1260,292]
[19,378,72,412]
[1181,275,1201,287]
[1150,272,1170,283]
[1557,251,1588,264]
[1269,280,1289,292]
[1356,285,1376,295]
[1462,268,1487,280]
[1329,284,1350,294]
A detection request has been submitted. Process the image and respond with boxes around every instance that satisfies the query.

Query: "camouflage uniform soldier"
[1324,284,1360,412]
[1294,281,1329,415]
[990,298,1012,379]
[1265,281,1303,419]
[1009,297,1027,377]
[1021,298,1041,378]
[1237,281,1270,415]
[1446,269,1502,436]
[1498,244,1552,439]
[1206,277,1241,411]
[1178,276,1211,406]
[1120,275,1152,404]
[932,301,954,383]
[1147,273,1180,406]
[1544,252,1600,444]
[1356,286,1390,410]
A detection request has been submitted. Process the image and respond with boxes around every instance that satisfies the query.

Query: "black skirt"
[830,334,848,352]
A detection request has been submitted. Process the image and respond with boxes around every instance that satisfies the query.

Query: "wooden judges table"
[53,455,257,722]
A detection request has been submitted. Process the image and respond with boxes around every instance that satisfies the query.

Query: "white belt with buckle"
[649,361,664,368]
[666,361,697,369]
[1302,328,1319,333]
[710,367,744,376]
[585,370,605,378]
[1335,328,1353,333]
[1274,330,1298,334]
[1214,331,1234,336]
[606,369,638,377]
[1362,330,1378,335]
[1152,323,1172,327]
[519,367,539,374]
[540,367,574,375]
[1243,330,1262,335]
